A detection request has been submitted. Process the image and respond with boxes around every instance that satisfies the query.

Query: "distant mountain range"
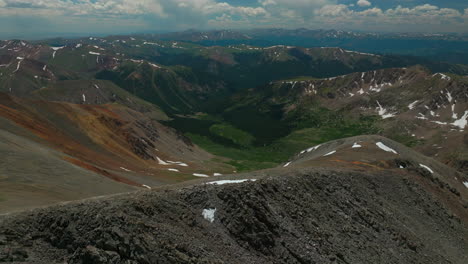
[0,32,467,212]
[145,28,468,64]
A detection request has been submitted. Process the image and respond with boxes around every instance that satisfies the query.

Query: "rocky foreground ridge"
[0,136,467,264]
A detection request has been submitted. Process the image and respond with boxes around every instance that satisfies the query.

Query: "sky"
[0,0,467,39]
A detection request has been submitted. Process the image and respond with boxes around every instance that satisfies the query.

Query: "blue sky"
[0,0,467,39]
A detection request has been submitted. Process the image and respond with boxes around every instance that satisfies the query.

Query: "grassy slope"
[167,109,380,172]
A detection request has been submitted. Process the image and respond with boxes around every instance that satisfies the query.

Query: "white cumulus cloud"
[357,0,371,7]
[0,0,466,37]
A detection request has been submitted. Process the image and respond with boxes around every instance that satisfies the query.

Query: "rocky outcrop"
[1,147,467,263]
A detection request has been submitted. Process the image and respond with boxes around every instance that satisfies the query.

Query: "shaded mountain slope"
[0,136,467,263]
[2,38,467,116]
[0,93,230,213]
[220,66,468,173]
[0,117,137,213]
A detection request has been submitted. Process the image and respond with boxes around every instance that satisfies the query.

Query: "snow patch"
[419,164,434,174]
[168,168,180,172]
[89,51,100,55]
[283,162,291,167]
[193,173,209,178]
[202,208,216,223]
[352,143,362,148]
[451,111,468,129]
[431,121,448,125]
[376,101,396,119]
[120,167,131,172]
[376,142,398,154]
[446,91,453,103]
[323,150,336,156]
[13,57,23,73]
[433,73,451,81]
[452,104,457,119]
[148,62,161,68]
[300,144,321,154]
[463,182,468,188]
[166,161,189,167]
[82,94,86,102]
[416,113,428,120]
[156,156,170,165]
[207,179,257,185]
[142,184,151,189]
[408,100,419,110]
[213,173,223,177]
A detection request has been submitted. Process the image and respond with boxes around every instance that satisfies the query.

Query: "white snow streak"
[166,161,189,167]
[452,104,457,119]
[431,121,448,125]
[283,162,291,167]
[168,168,180,172]
[463,182,468,188]
[433,73,451,81]
[193,173,209,178]
[376,142,398,154]
[352,143,362,148]
[416,113,428,120]
[419,164,434,174]
[207,179,257,185]
[51,46,64,58]
[13,57,23,73]
[408,100,419,110]
[300,144,321,154]
[376,101,396,119]
[142,184,151,189]
[156,156,170,165]
[323,150,336,156]
[446,91,453,103]
[120,167,131,172]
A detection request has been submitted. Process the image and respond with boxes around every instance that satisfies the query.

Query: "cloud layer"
[0,0,466,38]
